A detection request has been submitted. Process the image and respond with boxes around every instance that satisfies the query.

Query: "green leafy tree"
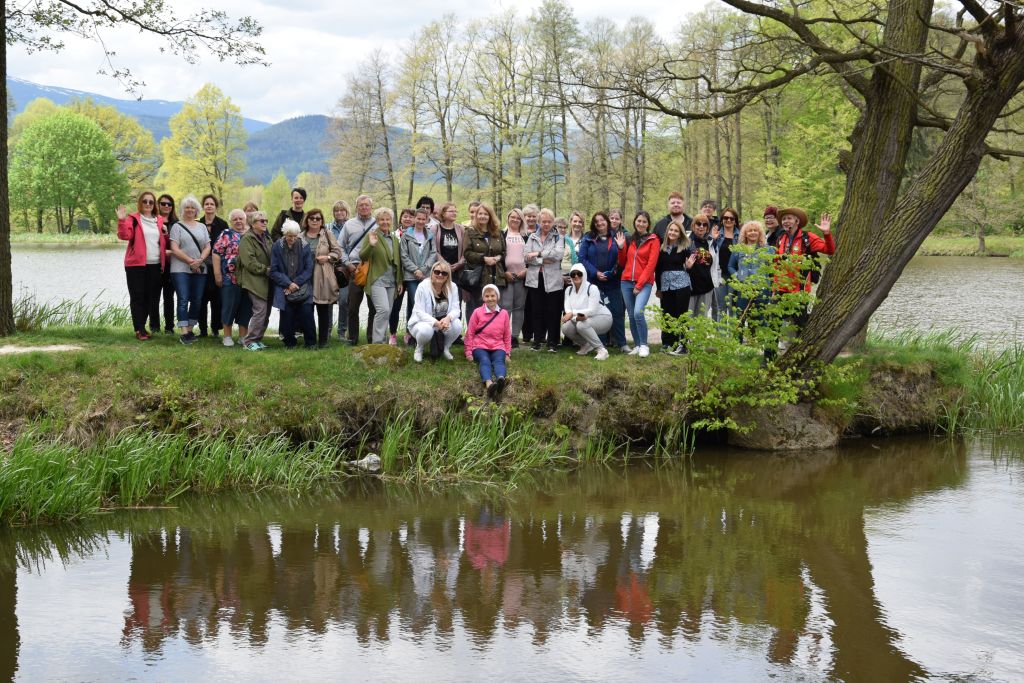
[262,169,292,218]
[9,110,128,233]
[66,98,160,192]
[0,2,265,336]
[157,83,247,204]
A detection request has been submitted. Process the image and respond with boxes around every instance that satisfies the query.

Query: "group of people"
[118,188,835,396]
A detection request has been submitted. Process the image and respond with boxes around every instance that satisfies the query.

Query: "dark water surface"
[1,438,1022,681]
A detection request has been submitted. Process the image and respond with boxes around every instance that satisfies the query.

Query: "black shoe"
[198,330,208,338]
[317,342,328,349]
[511,338,519,349]
[179,332,197,345]
[495,376,507,394]
[530,344,541,352]
[486,382,498,400]
[547,346,558,353]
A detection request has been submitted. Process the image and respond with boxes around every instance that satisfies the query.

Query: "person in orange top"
[774,207,835,293]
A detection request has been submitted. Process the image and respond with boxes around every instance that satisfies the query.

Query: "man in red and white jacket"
[774,207,835,294]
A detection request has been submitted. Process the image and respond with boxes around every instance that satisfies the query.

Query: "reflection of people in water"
[464,507,510,571]
[615,513,656,640]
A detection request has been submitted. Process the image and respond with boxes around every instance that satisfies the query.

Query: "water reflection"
[3,438,1021,681]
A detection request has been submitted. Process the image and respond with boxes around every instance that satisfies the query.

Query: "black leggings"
[199,271,222,334]
[660,287,691,348]
[313,303,333,346]
[126,264,162,334]
[529,273,562,347]
[160,270,175,332]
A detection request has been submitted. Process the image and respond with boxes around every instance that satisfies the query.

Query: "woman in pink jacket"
[464,283,512,399]
[117,191,167,341]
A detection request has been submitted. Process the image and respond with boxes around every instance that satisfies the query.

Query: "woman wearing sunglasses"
[156,194,178,333]
[561,263,612,360]
[117,191,167,341]
[407,260,462,362]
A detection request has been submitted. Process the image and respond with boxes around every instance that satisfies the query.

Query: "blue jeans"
[171,272,206,329]
[598,281,626,348]
[220,281,252,327]
[472,348,507,383]
[620,282,652,347]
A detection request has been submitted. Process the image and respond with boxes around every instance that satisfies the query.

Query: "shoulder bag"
[352,220,377,287]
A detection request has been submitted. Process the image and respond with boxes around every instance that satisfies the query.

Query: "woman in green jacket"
[237,210,273,350]
[463,202,506,321]
[359,207,403,344]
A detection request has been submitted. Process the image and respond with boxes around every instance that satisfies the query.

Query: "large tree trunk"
[0,8,12,336]
[790,33,1024,363]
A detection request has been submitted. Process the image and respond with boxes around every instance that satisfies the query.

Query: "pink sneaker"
[388,334,398,346]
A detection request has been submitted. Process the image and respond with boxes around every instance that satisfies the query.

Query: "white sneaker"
[638,345,650,358]
[627,346,641,356]
[621,344,633,354]
[443,349,454,360]
[414,346,423,363]
[576,342,594,356]
[595,347,609,361]
[222,336,234,347]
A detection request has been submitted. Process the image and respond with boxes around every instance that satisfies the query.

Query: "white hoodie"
[563,263,610,318]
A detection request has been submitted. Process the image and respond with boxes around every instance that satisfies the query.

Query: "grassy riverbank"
[1,323,1020,525]
[918,234,1024,257]
[10,232,120,247]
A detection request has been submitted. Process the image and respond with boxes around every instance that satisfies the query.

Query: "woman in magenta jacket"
[117,191,167,341]
[614,211,660,357]
[464,283,512,399]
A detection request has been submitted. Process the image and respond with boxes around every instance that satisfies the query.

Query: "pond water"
[12,247,1024,345]
[1,437,1022,681]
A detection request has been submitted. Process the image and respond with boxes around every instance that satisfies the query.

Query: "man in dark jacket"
[653,192,692,242]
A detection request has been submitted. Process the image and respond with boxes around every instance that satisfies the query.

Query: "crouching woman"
[465,284,512,398]
[408,260,462,362]
[561,264,612,360]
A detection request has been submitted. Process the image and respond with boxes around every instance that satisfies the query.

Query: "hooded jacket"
[525,229,565,293]
[563,264,611,319]
[400,227,437,281]
[616,233,660,289]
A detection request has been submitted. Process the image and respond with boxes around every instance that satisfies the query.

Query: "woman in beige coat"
[301,208,344,348]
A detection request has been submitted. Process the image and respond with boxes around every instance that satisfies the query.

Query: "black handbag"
[285,283,310,303]
[460,265,483,288]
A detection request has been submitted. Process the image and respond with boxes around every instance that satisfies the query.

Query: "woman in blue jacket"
[270,220,316,349]
[577,211,628,352]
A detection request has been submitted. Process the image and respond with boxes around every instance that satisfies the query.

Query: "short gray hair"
[180,195,201,214]
[228,208,247,223]
[523,203,539,215]
[250,210,268,224]
[281,219,301,236]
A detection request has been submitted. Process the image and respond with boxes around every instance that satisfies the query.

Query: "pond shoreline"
[4,323,1018,524]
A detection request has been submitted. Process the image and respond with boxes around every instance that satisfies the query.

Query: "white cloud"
[7,0,708,122]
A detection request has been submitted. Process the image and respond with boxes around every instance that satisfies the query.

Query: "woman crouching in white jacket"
[561,263,612,360]
[408,260,462,362]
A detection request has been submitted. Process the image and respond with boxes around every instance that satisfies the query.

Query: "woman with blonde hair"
[655,220,698,354]
[728,220,774,318]
[408,259,462,362]
[501,208,528,346]
[359,207,403,344]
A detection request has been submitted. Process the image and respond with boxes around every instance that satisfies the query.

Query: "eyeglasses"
[432,270,449,277]
[308,216,322,222]
[723,216,736,222]
[141,199,154,205]
[694,222,709,227]
[159,201,172,207]
[570,272,583,279]
[255,219,268,223]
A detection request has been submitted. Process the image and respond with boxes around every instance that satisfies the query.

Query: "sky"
[8,0,710,123]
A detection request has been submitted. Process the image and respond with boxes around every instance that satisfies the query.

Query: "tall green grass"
[14,293,130,332]
[0,430,345,525]
[959,343,1024,433]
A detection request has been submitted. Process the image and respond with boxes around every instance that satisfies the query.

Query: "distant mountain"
[6,77,272,137]
[245,115,334,184]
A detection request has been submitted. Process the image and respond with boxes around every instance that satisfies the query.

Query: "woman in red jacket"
[117,191,166,341]
[615,211,660,357]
